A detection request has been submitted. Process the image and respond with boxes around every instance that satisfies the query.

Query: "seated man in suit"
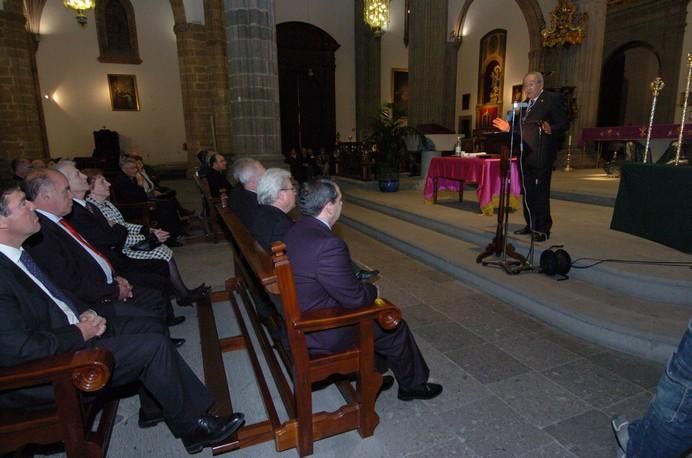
[11,158,30,182]
[21,170,185,345]
[250,169,379,282]
[205,152,233,198]
[284,178,442,401]
[229,158,265,228]
[0,179,244,454]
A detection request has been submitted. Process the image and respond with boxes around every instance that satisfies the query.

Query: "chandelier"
[541,0,587,48]
[364,0,390,37]
[63,0,96,27]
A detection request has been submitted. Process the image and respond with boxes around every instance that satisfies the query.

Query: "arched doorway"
[597,42,661,126]
[276,22,339,156]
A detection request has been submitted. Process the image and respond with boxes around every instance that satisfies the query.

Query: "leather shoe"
[170,337,186,348]
[356,269,380,282]
[513,226,532,235]
[532,232,549,242]
[397,382,443,401]
[167,315,186,327]
[138,409,165,429]
[181,412,245,454]
[379,375,395,395]
[178,284,212,306]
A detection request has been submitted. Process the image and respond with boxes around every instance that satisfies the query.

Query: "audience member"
[284,178,442,401]
[21,170,183,343]
[84,168,209,306]
[0,179,245,454]
[196,149,214,176]
[30,159,47,169]
[229,158,265,228]
[11,158,29,182]
[250,168,296,252]
[111,157,186,241]
[285,147,303,183]
[206,152,233,198]
[611,317,692,458]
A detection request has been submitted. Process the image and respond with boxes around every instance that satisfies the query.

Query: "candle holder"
[644,77,665,163]
[675,52,691,166]
[564,135,573,172]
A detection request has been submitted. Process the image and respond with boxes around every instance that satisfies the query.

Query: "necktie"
[527,98,536,113]
[59,218,115,271]
[19,250,81,317]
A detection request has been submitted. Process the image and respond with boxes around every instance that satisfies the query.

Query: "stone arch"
[453,0,545,70]
[95,0,142,64]
[169,0,187,27]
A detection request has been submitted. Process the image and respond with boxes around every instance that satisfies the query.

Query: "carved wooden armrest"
[0,348,114,393]
[293,299,401,333]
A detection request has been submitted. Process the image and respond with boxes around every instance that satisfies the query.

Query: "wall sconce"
[364,0,390,37]
[63,0,96,27]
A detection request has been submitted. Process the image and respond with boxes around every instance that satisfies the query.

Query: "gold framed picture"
[107,74,140,111]
[391,68,409,118]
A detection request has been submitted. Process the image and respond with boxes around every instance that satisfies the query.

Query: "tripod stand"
[476,108,534,274]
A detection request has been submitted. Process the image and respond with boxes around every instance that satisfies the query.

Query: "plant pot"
[378,179,400,192]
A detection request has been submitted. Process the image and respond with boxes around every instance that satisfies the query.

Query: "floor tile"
[542,359,646,408]
[495,333,582,370]
[446,343,531,384]
[587,350,664,390]
[414,321,485,353]
[488,372,591,428]
[545,410,619,458]
[397,303,449,329]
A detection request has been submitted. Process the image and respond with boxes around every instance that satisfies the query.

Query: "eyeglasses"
[281,187,297,194]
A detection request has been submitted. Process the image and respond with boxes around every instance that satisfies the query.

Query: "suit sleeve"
[0,285,85,368]
[315,237,377,309]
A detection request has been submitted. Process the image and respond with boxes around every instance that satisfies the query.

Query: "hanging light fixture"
[364,0,390,37]
[63,0,95,27]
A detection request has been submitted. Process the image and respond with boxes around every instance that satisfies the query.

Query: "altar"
[423,156,522,215]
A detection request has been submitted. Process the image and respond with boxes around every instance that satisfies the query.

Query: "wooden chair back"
[0,348,118,458]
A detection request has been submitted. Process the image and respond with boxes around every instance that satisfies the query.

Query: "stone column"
[0,0,45,161]
[354,0,381,141]
[408,0,451,130]
[224,0,283,167]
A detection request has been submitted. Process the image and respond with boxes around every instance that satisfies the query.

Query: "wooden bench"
[191,168,225,243]
[0,348,119,458]
[196,205,401,456]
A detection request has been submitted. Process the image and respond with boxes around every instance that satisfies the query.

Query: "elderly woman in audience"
[84,168,209,306]
[112,157,186,240]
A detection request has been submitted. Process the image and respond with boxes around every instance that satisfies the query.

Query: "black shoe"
[138,409,165,429]
[356,269,380,282]
[397,382,443,401]
[178,284,212,306]
[532,232,549,242]
[167,315,186,327]
[513,226,532,235]
[170,337,186,348]
[379,375,395,395]
[181,413,245,454]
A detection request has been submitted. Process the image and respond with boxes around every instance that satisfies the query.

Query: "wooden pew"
[197,205,401,456]
[0,348,119,458]
[191,168,225,243]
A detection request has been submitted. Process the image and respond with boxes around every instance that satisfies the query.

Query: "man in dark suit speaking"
[0,180,244,454]
[284,178,442,401]
[493,72,568,242]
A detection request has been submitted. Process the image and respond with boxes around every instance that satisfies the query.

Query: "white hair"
[232,158,262,184]
[256,168,292,205]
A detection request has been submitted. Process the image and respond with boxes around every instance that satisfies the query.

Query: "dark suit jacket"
[249,205,294,253]
[284,216,377,354]
[229,186,260,228]
[521,90,568,169]
[24,213,120,303]
[205,168,233,198]
[112,172,148,204]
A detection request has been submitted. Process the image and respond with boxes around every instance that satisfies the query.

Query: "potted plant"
[366,104,422,192]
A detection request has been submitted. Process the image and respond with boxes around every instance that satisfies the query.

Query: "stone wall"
[0,0,45,162]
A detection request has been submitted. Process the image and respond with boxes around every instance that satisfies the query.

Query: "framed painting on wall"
[512,84,524,104]
[391,68,409,118]
[108,74,140,111]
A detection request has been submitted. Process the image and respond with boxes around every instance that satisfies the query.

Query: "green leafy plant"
[366,103,422,180]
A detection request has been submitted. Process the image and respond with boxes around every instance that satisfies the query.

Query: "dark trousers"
[95,316,214,437]
[521,164,553,234]
[373,320,430,390]
[94,285,171,334]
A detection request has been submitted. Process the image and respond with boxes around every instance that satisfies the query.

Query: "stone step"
[339,199,688,363]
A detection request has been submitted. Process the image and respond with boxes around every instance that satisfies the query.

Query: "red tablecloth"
[423,156,522,216]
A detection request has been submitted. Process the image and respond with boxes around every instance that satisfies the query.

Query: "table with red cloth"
[423,156,522,215]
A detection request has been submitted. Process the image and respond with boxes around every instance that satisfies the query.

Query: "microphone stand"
[477,104,532,274]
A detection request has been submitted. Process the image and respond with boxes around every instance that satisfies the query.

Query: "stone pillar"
[408,0,452,130]
[224,0,283,167]
[173,0,231,166]
[354,0,381,141]
[0,0,45,161]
